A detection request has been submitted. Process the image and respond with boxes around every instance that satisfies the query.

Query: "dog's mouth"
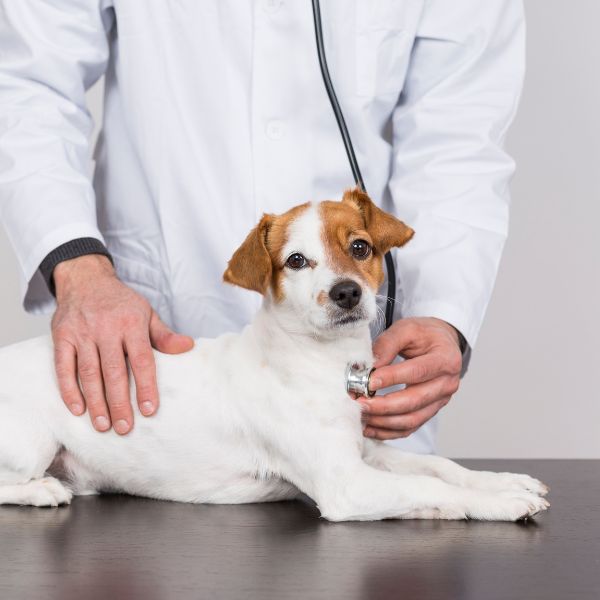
[331,311,367,328]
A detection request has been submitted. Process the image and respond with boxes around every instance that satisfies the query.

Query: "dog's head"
[223,188,414,336]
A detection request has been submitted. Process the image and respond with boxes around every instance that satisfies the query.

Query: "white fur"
[0,203,548,520]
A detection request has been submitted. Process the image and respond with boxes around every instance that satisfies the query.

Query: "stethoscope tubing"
[311,0,397,330]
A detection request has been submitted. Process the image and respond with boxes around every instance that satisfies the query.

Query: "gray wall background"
[1,1,598,457]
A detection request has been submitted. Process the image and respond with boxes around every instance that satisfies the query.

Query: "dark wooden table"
[1,460,598,600]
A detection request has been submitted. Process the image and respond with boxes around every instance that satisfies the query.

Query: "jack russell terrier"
[0,189,549,521]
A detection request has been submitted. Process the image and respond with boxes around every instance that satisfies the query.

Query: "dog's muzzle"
[345,363,376,397]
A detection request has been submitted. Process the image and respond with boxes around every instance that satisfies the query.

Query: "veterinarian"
[0,1,524,454]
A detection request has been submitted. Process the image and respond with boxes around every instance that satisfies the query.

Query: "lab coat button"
[263,0,282,14]
[266,120,285,140]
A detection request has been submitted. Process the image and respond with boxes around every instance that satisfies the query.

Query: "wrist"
[430,317,462,349]
[453,327,468,354]
[443,321,468,354]
[54,254,115,301]
[39,237,113,297]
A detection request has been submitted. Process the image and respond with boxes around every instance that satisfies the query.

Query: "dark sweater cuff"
[456,329,468,355]
[39,237,113,297]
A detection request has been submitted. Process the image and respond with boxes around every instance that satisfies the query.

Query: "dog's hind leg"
[363,440,548,497]
[0,398,72,507]
[170,475,299,505]
[0,477,72,507]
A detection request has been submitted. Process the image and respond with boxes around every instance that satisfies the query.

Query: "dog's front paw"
[466,489,550,521]
[501,490,550,520]
[18,477,73,507]
[497,472,549,497]
[467,471,549,497]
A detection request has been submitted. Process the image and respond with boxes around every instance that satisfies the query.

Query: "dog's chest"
[266,366,363,432]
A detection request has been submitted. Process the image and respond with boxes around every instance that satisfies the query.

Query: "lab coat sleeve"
[389,0,525,350]
[0,0,113,313]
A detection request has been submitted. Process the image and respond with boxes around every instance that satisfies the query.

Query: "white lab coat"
[0,0,524,454]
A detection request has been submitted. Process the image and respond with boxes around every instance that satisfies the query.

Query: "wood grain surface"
[0,460,598,600]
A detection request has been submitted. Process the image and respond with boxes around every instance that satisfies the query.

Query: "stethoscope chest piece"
[345,363,376,397]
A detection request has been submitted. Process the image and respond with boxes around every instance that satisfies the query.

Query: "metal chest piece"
[345,363,376,397]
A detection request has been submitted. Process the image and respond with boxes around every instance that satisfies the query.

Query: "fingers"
[363,397,448,440]
[362,376,453,417]
[54,339,85,416]
[125,335,159,417]
[372,320,414,368]
[76,342,111,432]
[60,332,158,434]
[369,353,450,391]
[360,372,459,440]
[51,271,168,434]
[98,342,134,435]
[149,311,194,354]
[372,317,463,370]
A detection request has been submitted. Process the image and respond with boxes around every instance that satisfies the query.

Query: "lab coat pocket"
[355,0,414,98]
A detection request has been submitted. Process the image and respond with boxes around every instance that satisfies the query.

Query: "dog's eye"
[285,253,307,270]
[350,239,371,260]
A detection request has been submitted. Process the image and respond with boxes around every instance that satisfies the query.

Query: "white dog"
[0,189,549,520]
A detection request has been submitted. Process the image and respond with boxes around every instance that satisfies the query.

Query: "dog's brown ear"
[342,188,414,254]
[223,214,274,295]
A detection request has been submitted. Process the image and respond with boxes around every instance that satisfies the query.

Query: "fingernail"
[94,416,110,431]
[141,401,154,416]
[359,401,370,413]
[370,377,382,390]
[113,419,130,435]
[70,403,84,416]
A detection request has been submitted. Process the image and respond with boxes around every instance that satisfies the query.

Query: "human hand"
[51,254,194,434]
[360,317,463,440]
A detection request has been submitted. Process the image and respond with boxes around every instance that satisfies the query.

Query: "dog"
[0,189,549,520]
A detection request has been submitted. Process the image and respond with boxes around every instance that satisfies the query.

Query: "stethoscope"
[311,0,393,397]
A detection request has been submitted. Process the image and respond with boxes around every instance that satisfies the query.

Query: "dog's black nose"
[329,280,362,310]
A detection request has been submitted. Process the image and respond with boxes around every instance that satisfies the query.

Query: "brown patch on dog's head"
[223,202,310,300]
[320,188,414,289]
[223,214,274,295]
[342,188,415,253]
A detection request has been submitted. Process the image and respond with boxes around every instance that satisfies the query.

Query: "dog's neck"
[249,300,374,377]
